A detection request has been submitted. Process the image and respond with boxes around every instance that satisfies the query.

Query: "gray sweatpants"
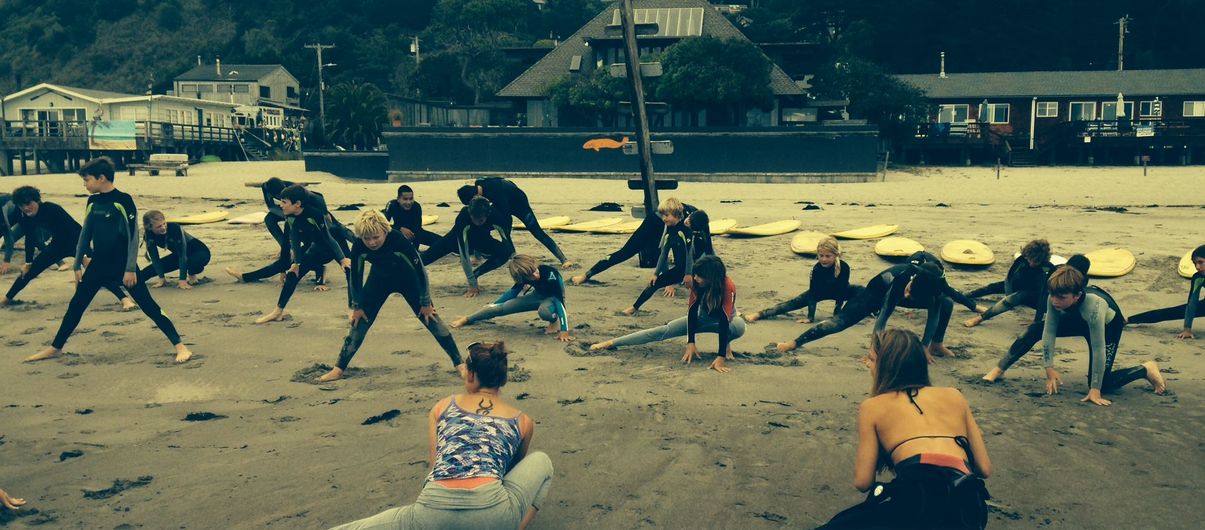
[328,451,553,530]
[466,293,560,325]
[611,314,747,348]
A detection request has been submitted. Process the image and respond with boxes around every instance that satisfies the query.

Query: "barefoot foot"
[120,297,137,312]
[1143,361,1167,394]
[622,306,637,316]
[571,274,587,285]
[317,367,344,382]
[255,308,285,324]
[589,340,614,352]
[26,347,62,362]
[981,367,1004,383]
[449,316,469,329]
[745,311,761,323]
[174,344,193,363]
[963,316,984,328]
[927,343,956,358]
[225,268,244,282]
[560,260,576,269]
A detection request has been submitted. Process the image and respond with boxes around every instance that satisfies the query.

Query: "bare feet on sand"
[120,297,137,311]
[225,268,244,282]
[255,308,285,324]
[745,311,761,322]
[317,367,343,382]
[175,344,193,363]
[622,306,637,316]
[450,316,468,328]
[560,260,576,269]
[1143,361,1168,394]
[570,274,587,285]
[982,367,1004,382]
[589,340,614,352]
[26,347,62,362]
[926,343,956,359]
[963,315,984,327]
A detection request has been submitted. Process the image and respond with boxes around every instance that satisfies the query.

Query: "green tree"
[424,0,533,103]
[655,37,773,126]
[808,56,928,141]
[326,81,387,150]
[548,69,627,126]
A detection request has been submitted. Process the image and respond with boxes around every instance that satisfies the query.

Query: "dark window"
[260,86,271,99]
[286,86,297,98]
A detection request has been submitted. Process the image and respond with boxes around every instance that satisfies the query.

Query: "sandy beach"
[1,161,1202,529]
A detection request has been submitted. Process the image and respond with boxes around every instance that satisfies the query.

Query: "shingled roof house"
[497,0,807,127]
[896,68,1205,166]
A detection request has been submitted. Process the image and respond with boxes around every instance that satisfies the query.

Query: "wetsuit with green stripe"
[52,189,181,349]
[631,221,689,310]
[420,207,515,290]
[463,264,569,332]
[336,230,459,370]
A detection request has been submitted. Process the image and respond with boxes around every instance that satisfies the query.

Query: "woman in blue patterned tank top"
[328,341,553,530]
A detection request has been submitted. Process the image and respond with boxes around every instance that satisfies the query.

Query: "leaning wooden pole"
[619,0,658,219]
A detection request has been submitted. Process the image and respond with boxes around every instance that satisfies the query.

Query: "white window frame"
[1183,101,1205,117]
[1101,101,1134,121]
[1036,101,1058,118]
[1069,101,1096,121]
[180,83,197,94]
[986,103,1010,124]
[937,104,969,124]
[1139,100,1161,117]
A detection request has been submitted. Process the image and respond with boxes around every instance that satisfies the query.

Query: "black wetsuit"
[384,200,441,248]
[631,222,689,310]
[421,207,515,290]
[2,194,51,265]
[337,230,460,370]
[51,190,180,349]
[475,177,566,262]
[757,261,858,322]
[261,180,294,251]
[4,201,125,303]
[138,223,211,283]
[967,256,1054,321]
[1128,271,1203,331]
[582,203,698,281]
[793,254,977,347]
[996,286,1147,392]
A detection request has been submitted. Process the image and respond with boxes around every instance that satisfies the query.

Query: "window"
[234,84,250,94]
[217,84,233,94]
[937,104,969,123]
[197,84,213,93]
[1101,101,1134,120]
[1070,102,1096,121]
[180,83,197,94]
[61,108,87,122]
[986,103,1010,124]
[286,86,297,98]
[260,86,271,98]
[1036,101,1058,118]
[1139,100,1161,117]
[1183,101,1205,117]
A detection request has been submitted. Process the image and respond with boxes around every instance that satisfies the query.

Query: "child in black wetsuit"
[460,177,571,267]
[1127,244,1204,340]
[26,157,192,363]
[2,191,61,276]
[421,196,515,298]
[451,254,574,342]
[2,186,133,310]
[571,198,697,285]
[748,236,858,324]
[317,210,463,383]
[138,210,211,289]
[241,184,351,324]
[776,252,984,362]
[384,184,441,249]
[622,199,693,315]
[963,239,1056,328]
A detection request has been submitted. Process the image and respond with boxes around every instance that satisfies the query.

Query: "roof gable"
[897,69,1205,99]
[4,83,138,104]
[174,64,288,82]
[498,0,801,98]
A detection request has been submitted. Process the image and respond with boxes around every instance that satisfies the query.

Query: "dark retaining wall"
[303,151,390,180]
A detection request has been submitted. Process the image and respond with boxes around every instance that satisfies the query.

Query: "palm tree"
[325,81,387,150]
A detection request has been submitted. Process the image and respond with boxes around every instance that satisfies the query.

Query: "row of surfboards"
[170,211,1194,279]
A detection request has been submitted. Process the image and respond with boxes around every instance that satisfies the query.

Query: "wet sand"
[0,162,1202,529]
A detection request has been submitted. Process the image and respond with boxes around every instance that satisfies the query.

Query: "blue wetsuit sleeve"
[1183,276,1203,330]
[74,202,93,269]
[495,284,521,304]
[1041,299,1061,368]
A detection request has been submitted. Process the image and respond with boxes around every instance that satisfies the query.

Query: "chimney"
[940,52,947,78]
[197,55,202,66]
[216,56,222,77]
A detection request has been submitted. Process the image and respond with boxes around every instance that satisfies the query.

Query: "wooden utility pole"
[1116,15,1131,71]
[618,0,659,221]
[305,43,335,139]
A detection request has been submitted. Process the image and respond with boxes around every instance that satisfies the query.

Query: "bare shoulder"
[430,395,454,417]
[929,386,968,402]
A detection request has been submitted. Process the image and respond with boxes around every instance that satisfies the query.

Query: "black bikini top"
[885,388,971,458]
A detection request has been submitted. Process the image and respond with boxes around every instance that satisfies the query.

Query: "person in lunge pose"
[317,211,463,383]
[747,237,857,324]
[26,157,192,363]
[1127,244,1204,340]
[384,184,441,249]
[963,239,1056,328]
[571,198,698,285]
[138,210,211,289]
[460,177,572,267]
[422,196,515,298]
[451,255,574,342]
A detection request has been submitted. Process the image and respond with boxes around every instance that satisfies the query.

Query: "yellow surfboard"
[726,220,801,237]
[590,219,644,234]
[831,224,899,240]
[709,218,738,235]
[554,217,624,233]
[875,237,925,258]
[422,215,439,226]
[167,211,229,225]
[228,211,267,225]
[941,240,995,266]
[790,231,830,255]
[1180,250,1198,279]
[1084,248,1136,278]
[513,215,571,230]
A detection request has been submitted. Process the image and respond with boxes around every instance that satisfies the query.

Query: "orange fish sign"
[583,136,629,151]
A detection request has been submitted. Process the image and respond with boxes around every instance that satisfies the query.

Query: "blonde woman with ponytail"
[748,237,857,324]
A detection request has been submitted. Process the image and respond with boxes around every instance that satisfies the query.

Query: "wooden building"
[896,68,1205,166]
[172,61,305,126]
